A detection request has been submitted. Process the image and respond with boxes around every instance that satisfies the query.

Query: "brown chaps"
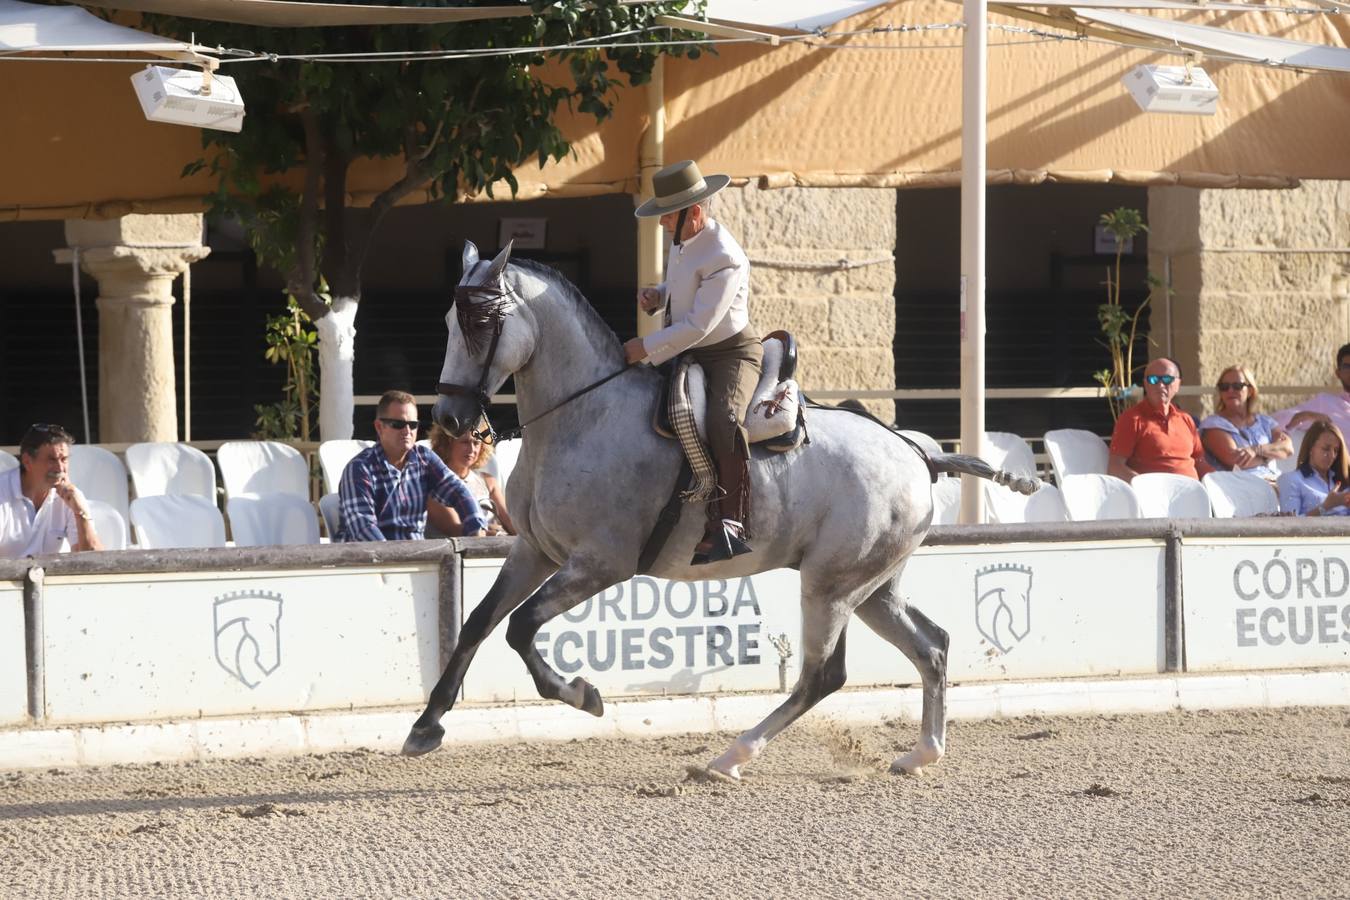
[685,328,763,529]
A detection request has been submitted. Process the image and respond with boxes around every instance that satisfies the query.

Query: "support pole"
[959,0,988,525]
[636,57,665,340]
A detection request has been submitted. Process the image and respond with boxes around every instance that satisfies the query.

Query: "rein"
[435,279,635,442]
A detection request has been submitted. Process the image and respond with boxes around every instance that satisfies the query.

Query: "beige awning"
[3,0,1350,221]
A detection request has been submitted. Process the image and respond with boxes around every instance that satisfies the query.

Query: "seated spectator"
[336,390,486,542]
[1199,365,1292,481]
[426,423,515,537]
[1108,357,1215,483]
[1276,421,1350,516]
[0,423,101,557]
[1272,342,1350,437]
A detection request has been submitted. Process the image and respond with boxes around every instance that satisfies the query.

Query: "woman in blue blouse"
[1276,420,1350,516]
[1199,365,1292,480]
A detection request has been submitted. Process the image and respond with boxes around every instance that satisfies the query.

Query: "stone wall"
[714,183,897,421]
[1149,181,1350,417]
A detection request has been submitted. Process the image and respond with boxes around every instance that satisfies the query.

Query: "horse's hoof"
[401,723,445,757]
[570,677,605,717]
[706,761,742,782]
[889,759,922,777]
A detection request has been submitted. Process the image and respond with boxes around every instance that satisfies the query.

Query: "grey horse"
[402,241,1036,778]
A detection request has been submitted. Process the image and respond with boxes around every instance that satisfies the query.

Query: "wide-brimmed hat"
[634,160,730,218]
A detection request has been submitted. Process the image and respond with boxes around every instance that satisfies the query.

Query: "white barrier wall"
[849,541,1167,683]
[461,540,1168,702]
[1,580,27,725]
[40,565,441,725]
[1183,538,1350,672]
[462,560,803,703]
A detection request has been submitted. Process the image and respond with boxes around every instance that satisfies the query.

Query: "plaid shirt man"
[337,443,486,542]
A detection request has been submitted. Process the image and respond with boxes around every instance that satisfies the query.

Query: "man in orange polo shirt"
[1108,357,1215,482]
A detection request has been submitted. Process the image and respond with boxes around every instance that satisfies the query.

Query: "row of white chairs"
[1,437,524,551]
[932,470,1280,524]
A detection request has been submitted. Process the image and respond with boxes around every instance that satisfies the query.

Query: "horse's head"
[434,240,537,435]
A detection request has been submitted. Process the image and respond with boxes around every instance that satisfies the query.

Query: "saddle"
[653,330,809,454]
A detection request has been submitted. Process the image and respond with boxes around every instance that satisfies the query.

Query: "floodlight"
[1122,64,1218,116]
[131,65,245,133]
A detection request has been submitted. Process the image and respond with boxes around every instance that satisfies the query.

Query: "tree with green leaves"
[1094,207,1163,421]
[149,1,700,438]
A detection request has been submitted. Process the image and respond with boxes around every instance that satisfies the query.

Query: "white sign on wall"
[461,560,803,703]
[1183,539,1350,672]
[0,581,27,725]
[848,542,1167,684]
[41,566,441,725]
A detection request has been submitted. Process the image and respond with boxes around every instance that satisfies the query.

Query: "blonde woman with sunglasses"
[1198,365,1292,481]
[426,422,515,537]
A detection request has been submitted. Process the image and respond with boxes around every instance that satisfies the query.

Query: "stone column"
[716,183,898,422]
[54,214,210,443]
[1149,182,1350,418]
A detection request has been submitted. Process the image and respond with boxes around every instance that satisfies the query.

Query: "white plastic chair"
[318,492,342,539]
[86,499,128,550]
[1275,427,1309,475]
[125,442,217,499]
[1043,428,1110,484]
[1060,474,1142,521]
[129,494,226,548]
[226,493,320,547]
[1203,471,1279,518]
[68,445,130,522]
[0,450,16,474]
[318,439,373,494]
[930,478,962,524]
[983,481,1070,524]
[491,437,522,487]
[898,430,943,461]
[1132,472,1212,519]
[217,441,309,499]
[984,432,1037,478]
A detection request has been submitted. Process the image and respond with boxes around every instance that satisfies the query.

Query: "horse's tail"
[932,453,1041,496]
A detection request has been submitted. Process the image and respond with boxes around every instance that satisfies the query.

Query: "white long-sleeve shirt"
[641,218,750,366]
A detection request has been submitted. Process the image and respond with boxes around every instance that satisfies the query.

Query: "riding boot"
[691,452,753,566]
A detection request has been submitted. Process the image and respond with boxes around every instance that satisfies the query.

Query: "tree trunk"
[316,295,359,440]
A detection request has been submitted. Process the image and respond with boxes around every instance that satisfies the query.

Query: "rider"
[623,160,763,565]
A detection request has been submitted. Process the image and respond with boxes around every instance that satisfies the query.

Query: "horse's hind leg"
[854,579,949,776]
[402,539,558,757]
[505,557,630,716]
[707,595,853,780]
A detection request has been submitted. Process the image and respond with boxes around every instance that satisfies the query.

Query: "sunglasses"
[1217,381,1249,392]
[379,418,420,431]
[1145,374,1177,386]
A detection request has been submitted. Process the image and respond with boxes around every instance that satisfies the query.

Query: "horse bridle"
[436,277,634,442]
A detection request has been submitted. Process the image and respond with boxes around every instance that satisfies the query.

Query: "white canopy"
[0,0,198,56]
[1070,6,1350,71]
[703,0,893,31]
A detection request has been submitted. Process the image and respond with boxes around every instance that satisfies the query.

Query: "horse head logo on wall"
[974,563,1032,654]
[213,590,284,688]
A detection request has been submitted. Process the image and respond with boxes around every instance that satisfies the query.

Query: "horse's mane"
[509,258,624,356]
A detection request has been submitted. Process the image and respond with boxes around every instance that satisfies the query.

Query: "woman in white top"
[426,424,516,537]
[1276,420,1350,516]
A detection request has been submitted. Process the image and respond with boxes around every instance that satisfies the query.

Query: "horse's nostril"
[444,416,461,435]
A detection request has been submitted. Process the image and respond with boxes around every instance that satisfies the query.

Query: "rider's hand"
[623,337,648,365]
[637,287,662,315]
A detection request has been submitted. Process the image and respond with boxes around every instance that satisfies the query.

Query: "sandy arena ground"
[2,705,1348,899]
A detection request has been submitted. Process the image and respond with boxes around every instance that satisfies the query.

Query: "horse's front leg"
[504,557,632,717]
[402,538,558,757]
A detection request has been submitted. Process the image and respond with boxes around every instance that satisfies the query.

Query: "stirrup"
[691,518,753,566]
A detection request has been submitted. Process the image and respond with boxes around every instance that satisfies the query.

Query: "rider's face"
[659,203,704,242]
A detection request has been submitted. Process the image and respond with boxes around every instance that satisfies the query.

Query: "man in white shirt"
[624,160,763,565]
[1272,342,1350,438]
[0,424,101,558]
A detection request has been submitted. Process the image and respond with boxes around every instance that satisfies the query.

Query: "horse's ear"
[486,240,513,282]
[462,241,480,273]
